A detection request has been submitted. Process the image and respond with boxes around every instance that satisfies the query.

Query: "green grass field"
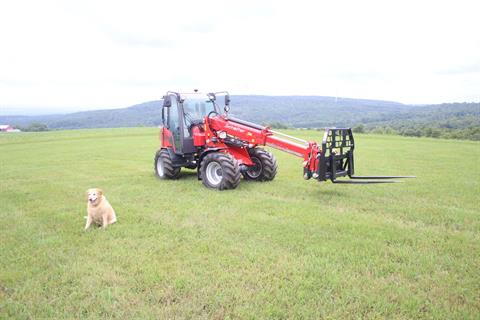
[1,128,479,319]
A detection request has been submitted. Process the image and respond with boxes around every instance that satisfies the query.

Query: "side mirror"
[224,94,231,113]
[162,107,166,126]
[163,98,171,108]
[207,92,216,101]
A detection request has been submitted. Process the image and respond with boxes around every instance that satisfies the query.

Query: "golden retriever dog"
[85,188,117,230]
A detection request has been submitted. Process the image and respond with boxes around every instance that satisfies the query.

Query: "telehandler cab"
[154,90,414,190]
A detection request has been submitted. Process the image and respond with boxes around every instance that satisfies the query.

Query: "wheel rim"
[246,157,262,178]
[205,162,223,186]
[157,157,165,177]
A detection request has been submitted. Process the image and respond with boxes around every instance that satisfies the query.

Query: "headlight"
[218,131,227,139]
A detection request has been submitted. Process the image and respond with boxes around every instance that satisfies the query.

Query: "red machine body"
[202,116,319,169]
[154,91,413,190]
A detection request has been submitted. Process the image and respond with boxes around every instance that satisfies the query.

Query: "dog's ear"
[97,188,103,198]
[86,189,90,199]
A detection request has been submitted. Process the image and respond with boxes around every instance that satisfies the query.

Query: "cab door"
[163,94,182,153]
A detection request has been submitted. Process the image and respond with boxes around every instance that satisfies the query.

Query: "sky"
[0,0,479,113]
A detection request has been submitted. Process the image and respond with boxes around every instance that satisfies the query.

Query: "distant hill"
[0,96,412,129]
[229,96,412,128]
[1,96,479,140]
[361,103,480,129]
[0,101,162,130]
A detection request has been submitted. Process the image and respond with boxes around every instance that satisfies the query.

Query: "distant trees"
[290,102,479,141]
[3,99,478,141]
[17,122,49,132]
[263,121,290,129]
[353,124,365,133]
[353,124,480,141]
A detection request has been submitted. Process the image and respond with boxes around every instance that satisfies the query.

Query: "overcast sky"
[0,0,479,112]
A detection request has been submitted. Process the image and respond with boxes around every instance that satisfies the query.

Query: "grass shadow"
[308,188,345,200]
[178,170,198,180]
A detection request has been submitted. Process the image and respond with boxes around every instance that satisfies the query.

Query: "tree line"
[352,123,480,141]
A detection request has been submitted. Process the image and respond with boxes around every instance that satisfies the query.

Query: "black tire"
[243,148,277,181]
[154,149,180,179]
[200,152,241,190]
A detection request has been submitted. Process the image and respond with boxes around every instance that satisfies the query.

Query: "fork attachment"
[316,128,415,184]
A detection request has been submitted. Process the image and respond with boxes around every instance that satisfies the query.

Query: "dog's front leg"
[84,215,92,230]
[102,214,109,229]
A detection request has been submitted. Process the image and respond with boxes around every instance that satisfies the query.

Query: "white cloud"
[0,0,479,112]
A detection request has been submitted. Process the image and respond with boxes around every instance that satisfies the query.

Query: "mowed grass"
[0,128,479,319]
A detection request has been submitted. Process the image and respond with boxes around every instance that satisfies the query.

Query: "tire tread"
[154,149,181,179]
[200,152,241,190]
[243,148,277,181]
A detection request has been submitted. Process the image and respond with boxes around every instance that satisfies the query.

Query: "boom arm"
[204,115,328,182]
[204,114,414,183]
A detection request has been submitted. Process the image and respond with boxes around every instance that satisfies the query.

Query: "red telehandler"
[154,90,414,190]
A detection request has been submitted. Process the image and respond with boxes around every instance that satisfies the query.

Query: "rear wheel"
[154,149,180,179]
[200,152,241,190]
[243,148,277,181]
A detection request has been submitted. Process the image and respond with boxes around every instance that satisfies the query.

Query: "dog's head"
[86,188,103,206]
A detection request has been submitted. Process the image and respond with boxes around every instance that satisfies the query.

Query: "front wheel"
[154,149,180,179]
[243,148,277,181]
[200,152,241,190]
